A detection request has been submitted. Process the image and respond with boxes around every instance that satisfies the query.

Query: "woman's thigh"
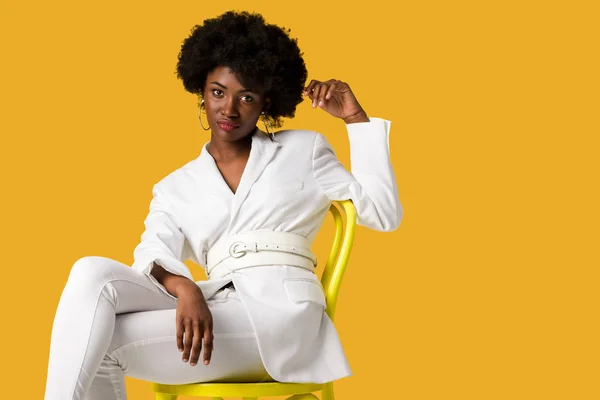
[63,256,177,313]
[106,288,272,384]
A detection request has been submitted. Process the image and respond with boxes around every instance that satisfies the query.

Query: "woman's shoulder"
[152,155,204,194]
[273,127,322,146]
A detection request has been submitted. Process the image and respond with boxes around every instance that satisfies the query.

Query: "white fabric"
[45,256,272,400]
[207,230,317,279]
[129,117,402,383]
[45,116,403,397]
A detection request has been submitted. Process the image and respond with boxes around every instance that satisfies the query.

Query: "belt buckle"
[229,242,246,258]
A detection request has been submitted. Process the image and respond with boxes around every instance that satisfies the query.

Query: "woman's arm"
[151,263,214,367]
[131,183,195,291]
[312,120,403,231]
[150,262,199,297]
[131,184,214,367]
[305,79,403,231]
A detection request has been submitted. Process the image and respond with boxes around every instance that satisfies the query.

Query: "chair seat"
[151,381,323,397]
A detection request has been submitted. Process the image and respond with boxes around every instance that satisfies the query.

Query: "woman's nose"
[220,97,239,118]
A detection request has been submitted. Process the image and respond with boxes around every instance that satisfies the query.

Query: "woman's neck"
[207,133,252,162]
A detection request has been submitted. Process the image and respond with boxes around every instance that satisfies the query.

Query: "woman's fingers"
[176,316,185,352]
[304,79,319,97]
[203,323,214,366]
[176,311,213,366]
[189,322,202,366]
[174,286,214,367]
[314,82,330,108]
[305,79,340,108]
[314,83,327,108]
[181,320,193,362]
[325,80,339,100]
[305,79,325,106]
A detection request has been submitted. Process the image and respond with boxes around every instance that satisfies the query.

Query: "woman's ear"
[262,97,271,114]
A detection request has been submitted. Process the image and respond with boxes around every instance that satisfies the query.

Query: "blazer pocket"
[283,278,327,309]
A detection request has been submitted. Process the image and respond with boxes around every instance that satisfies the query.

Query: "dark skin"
[203,66,272,193]
[152,65,369,367]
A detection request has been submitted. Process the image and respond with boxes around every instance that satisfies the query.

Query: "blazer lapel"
[196,143,232,196]
[229,128,281,225]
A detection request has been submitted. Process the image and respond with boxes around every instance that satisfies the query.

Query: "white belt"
[206,231,317,280]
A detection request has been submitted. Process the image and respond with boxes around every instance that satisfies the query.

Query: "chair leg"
[155,394,177,400]
[321,382,335,400]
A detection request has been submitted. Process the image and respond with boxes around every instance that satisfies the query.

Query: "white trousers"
[44,256,273,400]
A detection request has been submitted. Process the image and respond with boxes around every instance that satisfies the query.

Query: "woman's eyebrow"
[209,81,257,93]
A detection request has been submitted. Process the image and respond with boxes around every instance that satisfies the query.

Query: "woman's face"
[202,66,269,143]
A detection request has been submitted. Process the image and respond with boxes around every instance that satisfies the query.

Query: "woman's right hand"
[174,281,214,366]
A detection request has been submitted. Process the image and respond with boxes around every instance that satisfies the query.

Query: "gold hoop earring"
[261,112,275,141]
[198,100,210,131]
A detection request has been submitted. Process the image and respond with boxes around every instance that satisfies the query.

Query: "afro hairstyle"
[176,10,308,128]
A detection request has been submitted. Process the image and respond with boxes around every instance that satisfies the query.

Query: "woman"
[44,10,402,400]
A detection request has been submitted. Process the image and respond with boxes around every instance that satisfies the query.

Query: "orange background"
[0,0,598,399]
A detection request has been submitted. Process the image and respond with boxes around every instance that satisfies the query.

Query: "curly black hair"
[176,11,308,128]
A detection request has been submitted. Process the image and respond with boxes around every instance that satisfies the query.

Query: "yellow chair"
[151,200,357,400]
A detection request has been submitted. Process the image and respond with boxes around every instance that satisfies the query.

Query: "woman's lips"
[217,122,239,131]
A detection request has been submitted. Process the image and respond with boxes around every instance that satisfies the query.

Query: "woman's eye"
[241,95,254,102]
[212,89,223,96]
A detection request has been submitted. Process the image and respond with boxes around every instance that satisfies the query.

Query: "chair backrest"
[320,200,357,321]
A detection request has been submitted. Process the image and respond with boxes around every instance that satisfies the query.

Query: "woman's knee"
[67,256,127,288]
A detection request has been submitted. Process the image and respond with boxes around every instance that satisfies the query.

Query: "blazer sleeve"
[131,183,194,285]
[312,117,403,232]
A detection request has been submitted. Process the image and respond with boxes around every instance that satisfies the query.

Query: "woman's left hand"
[304,79,369,124]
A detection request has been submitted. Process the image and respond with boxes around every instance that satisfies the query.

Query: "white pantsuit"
[44,117,402,399]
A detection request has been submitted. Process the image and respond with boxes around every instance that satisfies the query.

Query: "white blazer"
[131,117,403,383]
